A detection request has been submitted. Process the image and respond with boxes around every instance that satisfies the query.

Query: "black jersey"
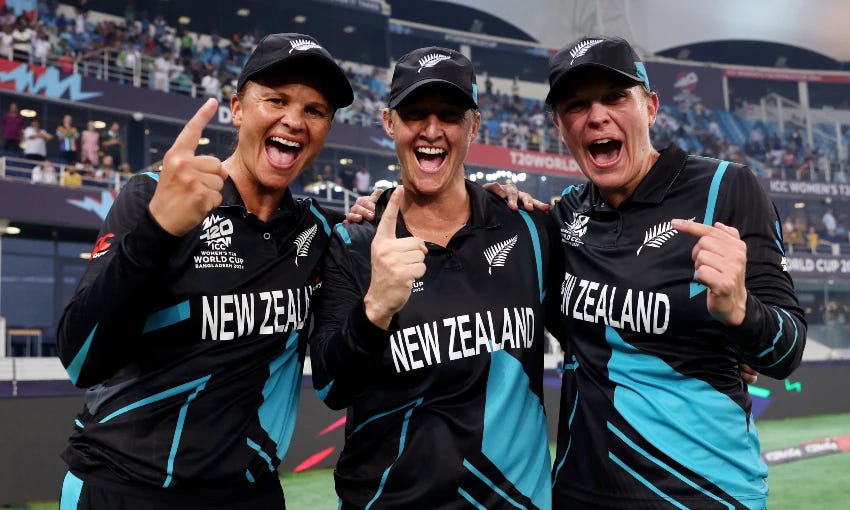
[310,182,556,509]
[57,173,340,495]
[548,144,806,509]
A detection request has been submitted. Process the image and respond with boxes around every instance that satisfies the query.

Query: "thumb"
[375,186,403,240]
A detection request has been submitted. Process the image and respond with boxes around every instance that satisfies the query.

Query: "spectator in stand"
[152,50,174,92]
[200,63,222,99]
[796,150,814,180]
[73,6,87,36]
[822,207,837,238]
[782,215,795,240]
[80,160,96,180]
[781,148,797,180]
[118,161,132,177]
[2,102,25,152]
[0,24,13,60]
[22,118,51,160]
[11,17,33,61]
[101,121,123,166]
[97,154,116,182]
[807,226,820,253]
[61,163,82,187]
[56,114,79,164]
[54,39,76,73]
[339,161,356,190]
[80,120,100,166]
[31,159,57,184]
[353,165,371,195]
[31,28,50,66]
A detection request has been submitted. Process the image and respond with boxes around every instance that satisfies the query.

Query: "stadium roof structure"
[437,0,850,70]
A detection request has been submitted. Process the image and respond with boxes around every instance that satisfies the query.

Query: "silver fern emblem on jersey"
[418,53,450,72]
[569,39,603,64]
[561,214,589,247]
[636,221,678,255]
[294,224,318,266]
[484,235,518,275]
[289,39,322,53]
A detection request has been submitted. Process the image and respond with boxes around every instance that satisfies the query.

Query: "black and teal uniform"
[57,173,340,508]
[549,144,806,509]
[310,182,557,509]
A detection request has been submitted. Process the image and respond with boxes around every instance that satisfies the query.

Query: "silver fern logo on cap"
[484,234,518,275]
[290,39,322,53]
[417,53,451,72]
[569,39,604,64]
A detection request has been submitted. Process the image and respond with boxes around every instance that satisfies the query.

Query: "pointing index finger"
[671,218,711,238]
[375,186,403,240]
[173,98,219,154]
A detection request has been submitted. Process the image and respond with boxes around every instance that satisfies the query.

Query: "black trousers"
[60,471,286,510]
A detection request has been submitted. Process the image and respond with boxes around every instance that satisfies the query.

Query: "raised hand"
[363,186,428,329]
[671,219,748,326]
[149,98,228,236]
[344,187,383,224]
[483,182,550,212]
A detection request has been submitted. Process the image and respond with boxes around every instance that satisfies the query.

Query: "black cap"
[236,33,354,109]
[545,36,650,105]
[388,47,478,109]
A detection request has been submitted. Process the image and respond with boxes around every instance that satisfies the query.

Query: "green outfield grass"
[19,413,850,509]
[754,413,850,510]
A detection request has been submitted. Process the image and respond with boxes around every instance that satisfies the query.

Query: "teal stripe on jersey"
[353,398,422,434]
[334,223,352,245]
[143,300,190,333]
[702,161,729,227]
[774,220,785,253]
[518,211,544,302]
[749,307,800,370]
[142,171,160,182]
[754,309,786,358]
[315,379,334,401]
[561,184,581,196]
[99,375,211,423]
[246,437,276,472]
[364,399,422,509]
[309,202,331,236]
[60,471,84,510]
[482,351,551,508]
[608,422,735,509]
[690,160,729,297]
[463,459,528,509]
[458,487,488,510]
[605,325,767,507]
[66,324,97,385]
[246,469,255,483]
[608,452,689,510]
[258,330,303,461]
[164,377,210,487]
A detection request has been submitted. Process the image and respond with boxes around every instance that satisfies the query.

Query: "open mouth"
[265,136,301,168]
[587,138,622,166]
[415,146,446,172]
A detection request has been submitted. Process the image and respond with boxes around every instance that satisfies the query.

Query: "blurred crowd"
[3,1,850,194]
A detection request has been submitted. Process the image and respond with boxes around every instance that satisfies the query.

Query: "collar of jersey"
[217,176,298,216]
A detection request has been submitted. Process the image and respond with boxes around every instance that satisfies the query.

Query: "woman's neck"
[402,182,470,246]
